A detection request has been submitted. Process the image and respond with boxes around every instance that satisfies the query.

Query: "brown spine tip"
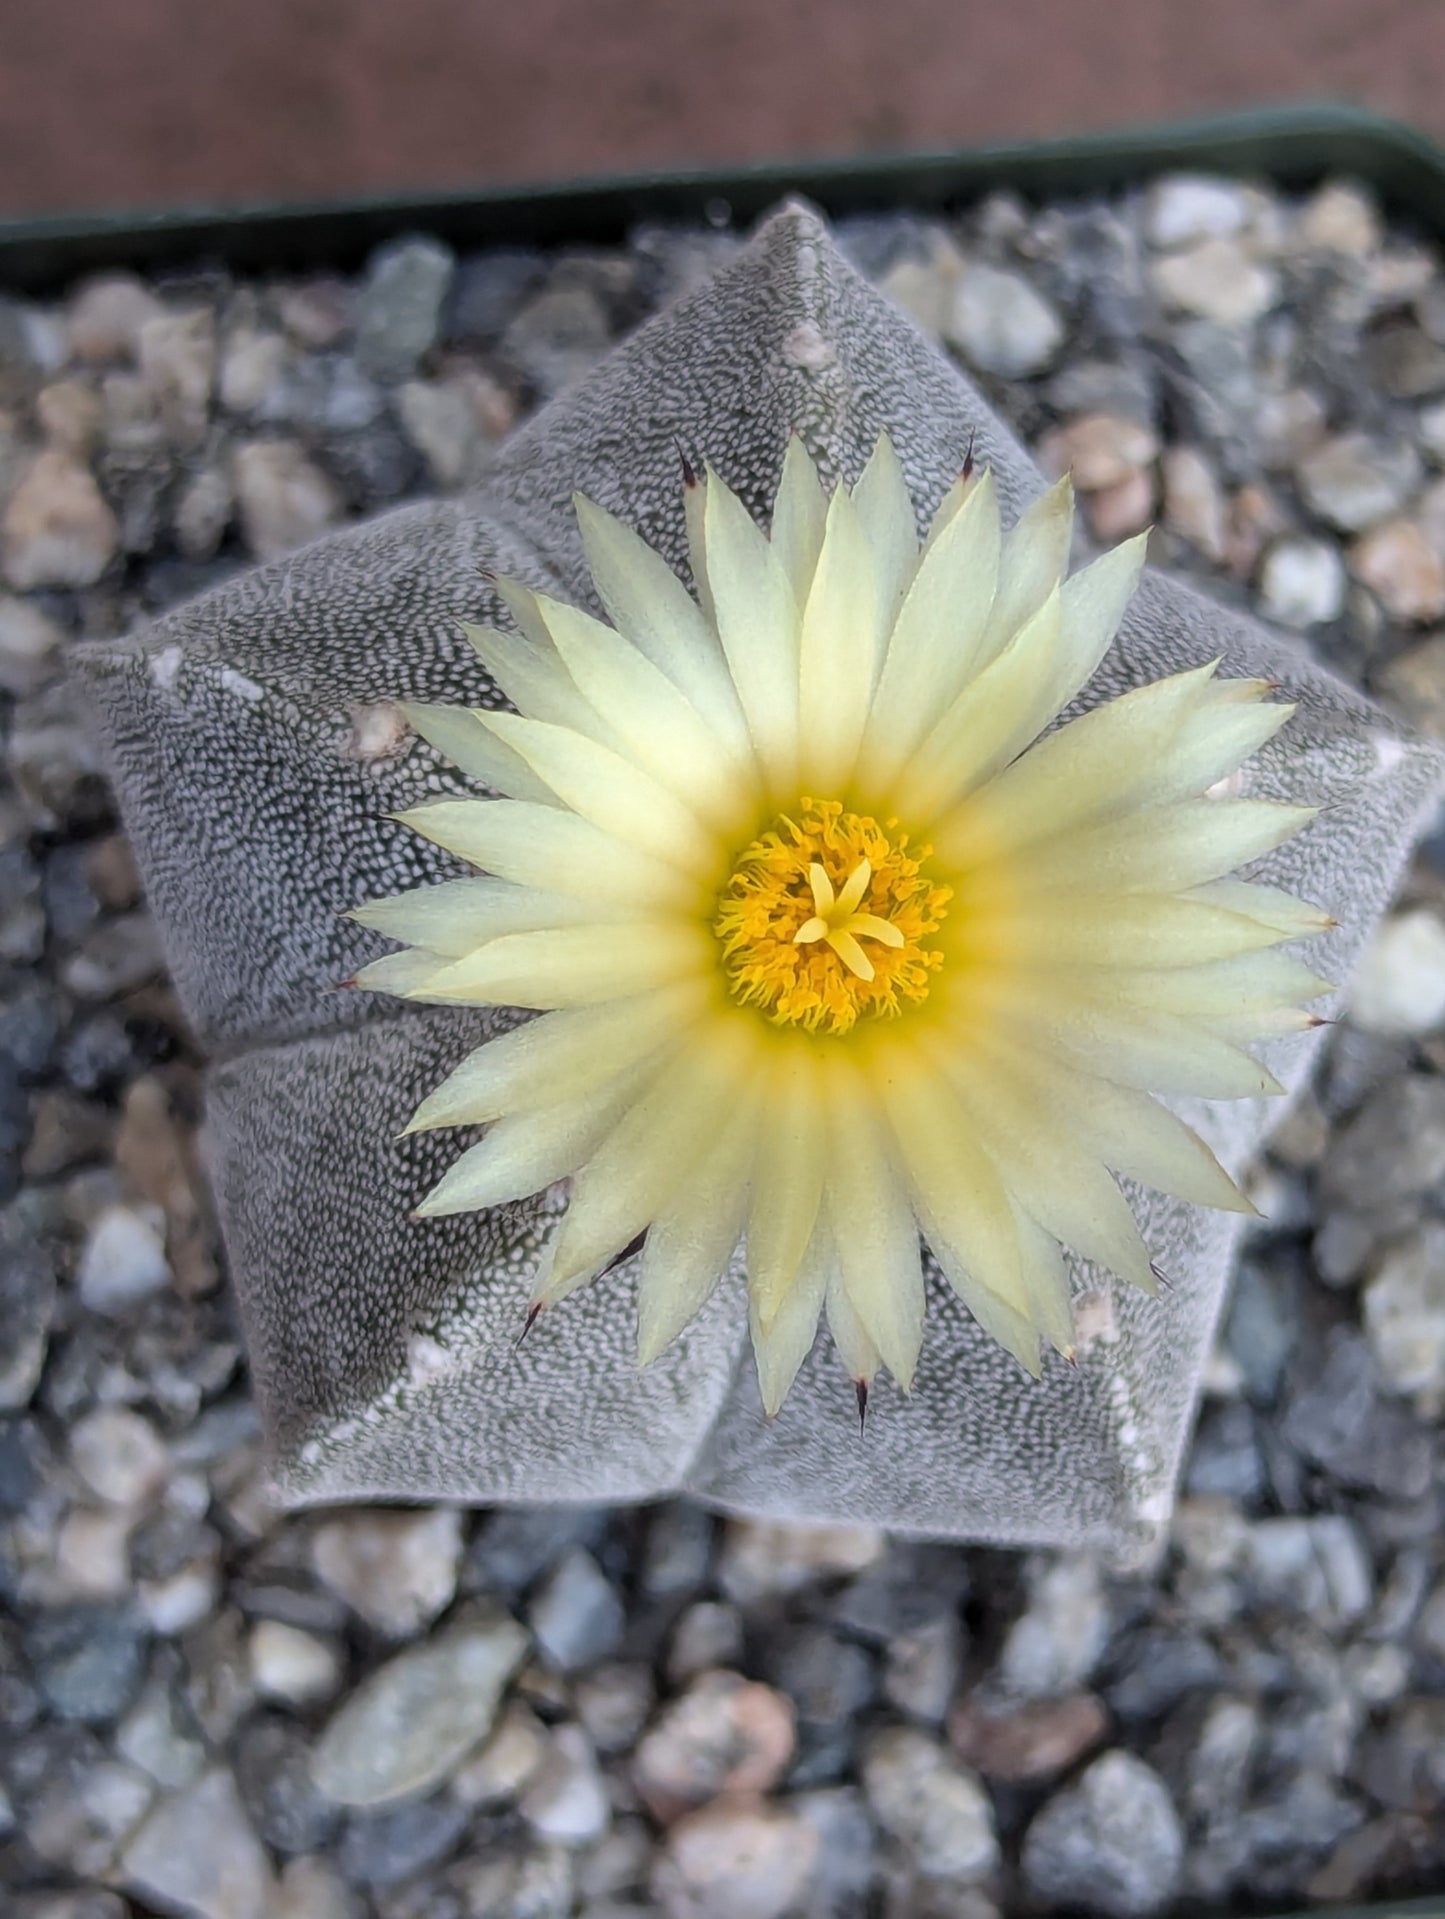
[960,428,977,481]
[854,1378,869,1434]
[676,443,698,489]
[516,1301,544,1349]
[335,976,359,991]
[1306,1013,1337,1028]
[1149,1261,1174,1293]
[600,1231,647,1279]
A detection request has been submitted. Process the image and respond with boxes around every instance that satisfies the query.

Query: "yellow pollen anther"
[713,800,952,1035]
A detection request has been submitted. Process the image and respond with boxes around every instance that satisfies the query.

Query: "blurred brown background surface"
[1,0,1442,217]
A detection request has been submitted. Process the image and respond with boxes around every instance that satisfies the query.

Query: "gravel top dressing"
[2,173,1444,1918]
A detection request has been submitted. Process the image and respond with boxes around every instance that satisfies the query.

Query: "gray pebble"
[355,237,456,382]
[1297,432,1422,533]
[863,1727,999,1882]
[468,1502,609,1598]
[118,1766,274,1919]
[519,1723,610,1845]
[28,1602,148,1723]
[235,1713,340,1854]
[310,1610,528,1808]
[997,1554,1110,1699]
[337,1792,469,1888]
[945,264,1064,377]
[527,1544,625,1672]
[1363,1221,1445,1399]
[0,1233,55,1411]
[1022,1751,1183,1915]
[444,249,544,344]
[1282,1328,1435,1500]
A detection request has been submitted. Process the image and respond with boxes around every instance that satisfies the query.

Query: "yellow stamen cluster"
[713,799,951,1034]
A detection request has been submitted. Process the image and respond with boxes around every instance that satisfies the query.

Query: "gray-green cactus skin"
[75,205,1444,1559]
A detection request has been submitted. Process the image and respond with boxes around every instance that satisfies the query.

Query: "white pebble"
[945,264,1064,377]
[70,1407,171,1506]
[1364,1222,1445,1400]
[1150,238,1278,328]
[249,1619,343,1706]
[520,1724,611,1845]
[1144,175,1252,249]
[1258,537,1346,629]
[77,1203,171,1314]
[1347,908,1445,1035]
[140,1562,220,1634]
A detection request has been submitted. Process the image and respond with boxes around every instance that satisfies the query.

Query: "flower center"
[713,799,952,1036]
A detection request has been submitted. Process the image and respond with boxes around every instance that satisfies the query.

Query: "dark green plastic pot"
[3,103,1445,292]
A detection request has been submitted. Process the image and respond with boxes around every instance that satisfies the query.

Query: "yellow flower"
[351,437,1329,1415]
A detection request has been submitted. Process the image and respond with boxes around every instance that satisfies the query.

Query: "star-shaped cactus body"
[76,204,1444,1556]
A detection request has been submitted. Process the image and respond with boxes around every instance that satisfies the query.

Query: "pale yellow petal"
[978,475,1074,665]
[769,435,829,608]
[701,465,801,787]
[995,800,1318,900]
[461,616,612,744]
[399,701,557,805]
[878,1047,1029,1324]
[894,586,1062,820]
[976,1027,1250,1214]
[924,1235,1042,1377]
[857,471,1001,790]
[984,890,1294,970]
[932,662,1224,867]
[798,482,880,790]
[405,982,707,1132]
[824,1265,881,1387]
[1186,878,1333,938]
[415,1059,654,1217]
[1136,698,1295,809]
[537,595,758,831]
[920,462,984,551]
[351,947,449,998]
[350,878,595,956]
[1044,533,1148,719]
[572,493,751,756]
[636,1108,753,1368]
[476,710,716,872]
[938,1045,1156,1292]
[1106,949,1333,1022]
[1011,1206,1077,1358]
[747,1047,828,1332]
[851,433,918,621]
[683,466,714,625]
[973,972,1285,1098]
[416,920,709,1009]
[544,1026,763,1296]
[824,1058,925,1389]
[749,1219,831,1416]
[396,799,695,909]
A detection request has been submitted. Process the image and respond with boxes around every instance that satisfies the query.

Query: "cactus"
[75,205,1444,1558]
